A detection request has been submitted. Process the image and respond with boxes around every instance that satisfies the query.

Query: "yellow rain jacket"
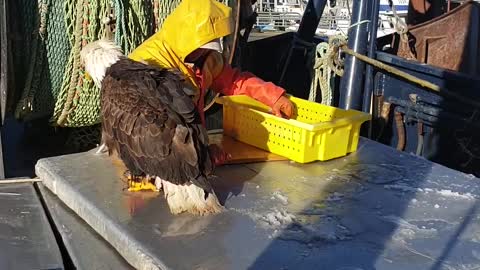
[129,0,232,88]
[129,0,286,125]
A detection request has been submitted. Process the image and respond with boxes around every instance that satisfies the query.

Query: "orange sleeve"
[210,64,286,108]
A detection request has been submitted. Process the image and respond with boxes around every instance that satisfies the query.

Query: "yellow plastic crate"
[215,95,372,163]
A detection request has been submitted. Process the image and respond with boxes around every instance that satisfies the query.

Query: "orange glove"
[271,96,294,119]
[209,144,232,166]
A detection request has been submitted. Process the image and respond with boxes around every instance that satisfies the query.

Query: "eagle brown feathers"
[101,58,215,194]
[81,40,223,215]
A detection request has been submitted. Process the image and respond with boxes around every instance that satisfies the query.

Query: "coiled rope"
[308,20,369,105]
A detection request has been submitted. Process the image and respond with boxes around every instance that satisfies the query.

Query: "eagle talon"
[124,171,159,192]
[123,170,133,180]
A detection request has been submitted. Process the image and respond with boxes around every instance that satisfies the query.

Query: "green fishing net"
[12,0,230,150]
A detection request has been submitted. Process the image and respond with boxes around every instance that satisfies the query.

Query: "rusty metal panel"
[395,1,480,76]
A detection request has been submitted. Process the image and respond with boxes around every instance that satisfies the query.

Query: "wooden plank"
[208,133,288,164]
[107,133,289,180]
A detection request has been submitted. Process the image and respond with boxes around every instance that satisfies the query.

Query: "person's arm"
[208,56,293,118]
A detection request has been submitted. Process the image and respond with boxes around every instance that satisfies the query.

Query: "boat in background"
[253,0,409,37]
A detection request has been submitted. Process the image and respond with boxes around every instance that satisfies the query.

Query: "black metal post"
[0,0,7,124]
[296,0,328,43]
[362,0,380,113]
[278,0,327,86]
[338,0,372,110]
[0,0,8,179]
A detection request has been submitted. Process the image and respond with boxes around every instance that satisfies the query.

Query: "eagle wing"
[101,59,214,192]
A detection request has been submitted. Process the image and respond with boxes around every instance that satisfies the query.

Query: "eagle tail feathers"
[160,179,223,215]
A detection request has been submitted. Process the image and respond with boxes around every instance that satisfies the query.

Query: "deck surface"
[38,184,134,270]
[0,183,64,270]
[35,138,480,270]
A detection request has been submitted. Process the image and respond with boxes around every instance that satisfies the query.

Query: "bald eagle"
[80,40,223,215]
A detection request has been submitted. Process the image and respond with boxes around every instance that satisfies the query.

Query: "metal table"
[35,138,480,270]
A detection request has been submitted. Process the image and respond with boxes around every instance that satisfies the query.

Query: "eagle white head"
[80,39,125,87]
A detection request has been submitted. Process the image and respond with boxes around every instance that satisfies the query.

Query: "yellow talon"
[127,178,158,192]
[84,71,93,82]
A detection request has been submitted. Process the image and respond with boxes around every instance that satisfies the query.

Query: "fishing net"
[14,0,70,123]
[12,0,231,150]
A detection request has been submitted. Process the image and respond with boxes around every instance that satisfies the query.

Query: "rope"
[114,0,127,52]
[332,35,439,90]
[388,0,408,35]
[227,0,241,65]
[309,43,333,104]
[56,0,85,126]
[387,0,416,60]
[309,20,369,105]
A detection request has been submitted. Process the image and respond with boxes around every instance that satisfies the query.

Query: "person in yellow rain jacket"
[128,0,294,164]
